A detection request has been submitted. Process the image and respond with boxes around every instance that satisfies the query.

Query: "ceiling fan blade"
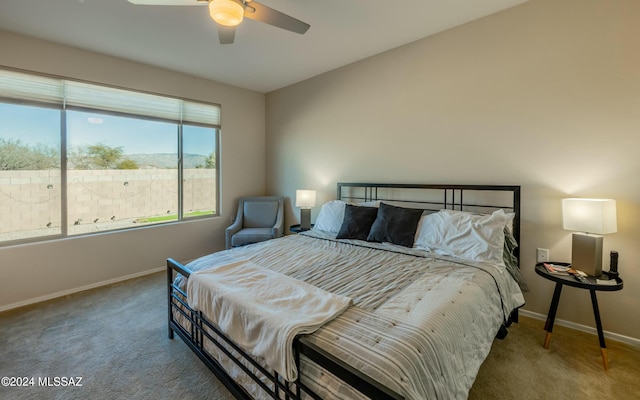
[243,1,310,35]
[126,0,206,5]
[217,25,236,45]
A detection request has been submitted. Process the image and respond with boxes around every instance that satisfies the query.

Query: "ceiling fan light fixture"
[209,0,244,27]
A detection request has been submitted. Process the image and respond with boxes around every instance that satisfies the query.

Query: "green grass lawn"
[134,210,214,223]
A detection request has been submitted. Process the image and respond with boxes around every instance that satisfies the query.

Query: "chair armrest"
[225,205,245,249]
[271,200,285,238]
[225,220,243,249]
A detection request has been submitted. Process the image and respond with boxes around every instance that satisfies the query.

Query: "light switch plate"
[537,248,549,263]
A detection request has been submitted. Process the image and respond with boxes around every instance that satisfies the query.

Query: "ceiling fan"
[127,0,310,45]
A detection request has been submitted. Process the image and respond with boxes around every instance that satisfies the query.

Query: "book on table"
[543,263,571,275]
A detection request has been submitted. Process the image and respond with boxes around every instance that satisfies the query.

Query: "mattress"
[173,230,524,400]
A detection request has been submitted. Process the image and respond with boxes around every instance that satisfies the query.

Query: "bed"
[167,183,525,400]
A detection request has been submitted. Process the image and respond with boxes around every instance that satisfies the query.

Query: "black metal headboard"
[337,182,521,263]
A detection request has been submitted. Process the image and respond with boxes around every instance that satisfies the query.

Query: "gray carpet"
[1,272,638,400]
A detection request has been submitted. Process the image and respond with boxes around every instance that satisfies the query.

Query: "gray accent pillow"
[367,202,424,247]
[336,204,378,241]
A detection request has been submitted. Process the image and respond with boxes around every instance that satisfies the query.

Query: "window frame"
[0,68,221,247]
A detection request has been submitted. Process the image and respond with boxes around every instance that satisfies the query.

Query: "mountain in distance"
[126,153,208,169]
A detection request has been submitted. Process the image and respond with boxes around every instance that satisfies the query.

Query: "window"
[0,103,61,241]
[0,68,220,245]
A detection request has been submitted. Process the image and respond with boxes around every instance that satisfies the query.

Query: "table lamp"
[295,190,316,231]
[562,198,617,277]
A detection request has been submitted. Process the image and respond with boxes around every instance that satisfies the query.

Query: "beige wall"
[0,30,266,310]
[266,0,640,341]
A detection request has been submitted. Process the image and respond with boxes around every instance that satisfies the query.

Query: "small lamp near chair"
[295,190,316,231]
[562,198,617,277]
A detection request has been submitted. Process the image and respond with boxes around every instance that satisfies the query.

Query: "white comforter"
[186,260,351,382]
[178,231,525,400]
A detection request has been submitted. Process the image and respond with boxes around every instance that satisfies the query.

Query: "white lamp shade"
[562,198,617,234]
[295,190,316,209]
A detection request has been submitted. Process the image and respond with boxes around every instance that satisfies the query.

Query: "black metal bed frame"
[167,183,522,400]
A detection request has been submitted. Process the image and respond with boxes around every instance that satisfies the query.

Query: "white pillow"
[313,200,348,234]
[414,209,512,265]
[445,209,515,233]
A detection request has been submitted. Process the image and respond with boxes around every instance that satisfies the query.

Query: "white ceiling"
[0,0,529,93]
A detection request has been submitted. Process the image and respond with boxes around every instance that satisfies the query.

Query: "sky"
[0,103,215,156]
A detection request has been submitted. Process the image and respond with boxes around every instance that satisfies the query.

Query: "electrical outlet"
[537,248,550,263]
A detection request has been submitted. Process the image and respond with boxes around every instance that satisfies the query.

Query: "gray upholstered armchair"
[225,196,285,249]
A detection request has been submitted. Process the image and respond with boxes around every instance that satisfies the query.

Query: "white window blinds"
[0,69,64,105]
[0,69,220,126]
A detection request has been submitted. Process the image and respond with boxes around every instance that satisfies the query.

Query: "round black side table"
[535,262,623,370]
[289,224,314,233]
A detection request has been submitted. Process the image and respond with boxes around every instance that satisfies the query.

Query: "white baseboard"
[0,266,164,313]
[519,308,640,348]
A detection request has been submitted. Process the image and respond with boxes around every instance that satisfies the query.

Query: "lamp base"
[571,233,603,277]
[300,209,311,231]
